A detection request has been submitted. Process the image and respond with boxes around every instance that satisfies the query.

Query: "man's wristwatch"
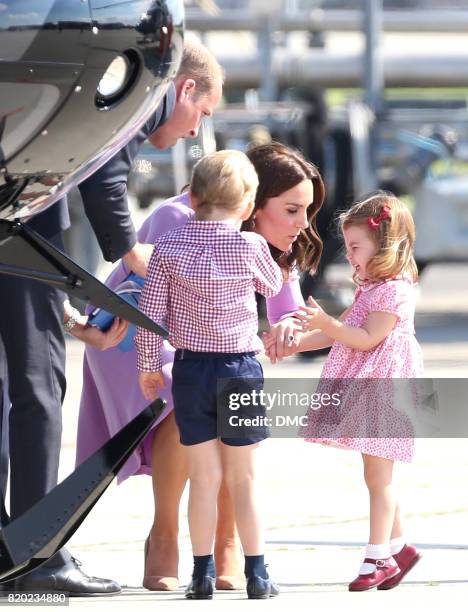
[63,306,81,332]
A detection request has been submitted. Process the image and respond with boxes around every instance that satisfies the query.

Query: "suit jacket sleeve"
[78,83,176,262]
[78,150,137,263]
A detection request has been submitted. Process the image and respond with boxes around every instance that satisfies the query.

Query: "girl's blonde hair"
[339,190,418,284]
[190,150,259,213]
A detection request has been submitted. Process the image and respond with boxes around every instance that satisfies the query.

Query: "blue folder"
[88,273,145,351]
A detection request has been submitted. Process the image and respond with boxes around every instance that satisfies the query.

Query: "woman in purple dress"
[75,142,325,590]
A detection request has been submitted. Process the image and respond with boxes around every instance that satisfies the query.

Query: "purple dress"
[75,191,304,483]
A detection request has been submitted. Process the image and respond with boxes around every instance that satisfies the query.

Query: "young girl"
[266,191,423,591]
[135,150,282,600]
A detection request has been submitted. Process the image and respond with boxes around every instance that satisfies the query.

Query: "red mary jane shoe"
[348,557,400,592]
[377,544,422,590]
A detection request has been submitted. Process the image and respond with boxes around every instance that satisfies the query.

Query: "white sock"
[359,543,391,575]
[390,536,406,556]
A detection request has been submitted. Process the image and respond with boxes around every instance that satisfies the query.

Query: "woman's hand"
[262,317,302,364]
[70,316,129,350]
[139,371,165,401]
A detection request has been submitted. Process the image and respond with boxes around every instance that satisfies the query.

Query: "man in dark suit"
[0,201,124,594]
[0,39,223,595]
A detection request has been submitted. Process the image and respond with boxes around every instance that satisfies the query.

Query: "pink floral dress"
[300,278,424,462]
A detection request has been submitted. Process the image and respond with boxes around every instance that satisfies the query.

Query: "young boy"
[136,150,282,600]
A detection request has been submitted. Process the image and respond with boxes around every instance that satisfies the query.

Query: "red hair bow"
[367,205,391,230]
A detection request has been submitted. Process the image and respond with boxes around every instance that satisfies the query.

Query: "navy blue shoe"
[185,576,215,600]
[246,575,279,599]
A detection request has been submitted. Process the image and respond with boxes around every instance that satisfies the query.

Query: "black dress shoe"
[185,576,215,599]
[14,558,121,596]
[246,575,280,599]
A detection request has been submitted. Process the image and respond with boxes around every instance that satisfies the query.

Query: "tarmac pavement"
[29,263,468,610]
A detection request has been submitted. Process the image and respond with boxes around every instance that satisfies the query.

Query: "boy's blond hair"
[190,150,259,213]
[339,190,418,284]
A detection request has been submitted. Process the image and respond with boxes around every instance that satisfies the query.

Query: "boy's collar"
[191,217,241,228]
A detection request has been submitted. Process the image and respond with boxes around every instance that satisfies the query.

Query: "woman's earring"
[252,215,256,229]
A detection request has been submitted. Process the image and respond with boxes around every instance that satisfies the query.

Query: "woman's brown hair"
[242,142,325,274]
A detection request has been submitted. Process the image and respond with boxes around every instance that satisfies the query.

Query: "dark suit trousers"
[0,233,70,567]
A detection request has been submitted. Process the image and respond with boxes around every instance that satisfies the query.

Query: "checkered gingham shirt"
[135,220,283,372]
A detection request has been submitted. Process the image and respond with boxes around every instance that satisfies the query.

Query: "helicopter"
[0,0,185,337]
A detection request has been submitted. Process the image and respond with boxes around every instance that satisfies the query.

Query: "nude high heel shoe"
[214,541,245,590]
[215,575,246,590]
[142,536,179,591]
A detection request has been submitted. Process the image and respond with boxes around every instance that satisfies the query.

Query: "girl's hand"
[139,371,165,401]
[262,331,275,350]
[262,331,278,364]
[296,296,328,332]
[264,317,302,364]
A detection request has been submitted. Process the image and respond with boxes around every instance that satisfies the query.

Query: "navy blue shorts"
[171,349,270,447]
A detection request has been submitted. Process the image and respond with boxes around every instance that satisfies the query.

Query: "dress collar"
[357,275,411,293]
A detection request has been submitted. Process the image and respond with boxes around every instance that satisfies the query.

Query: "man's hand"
[123,242,154,277]
[139,371,165,401]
